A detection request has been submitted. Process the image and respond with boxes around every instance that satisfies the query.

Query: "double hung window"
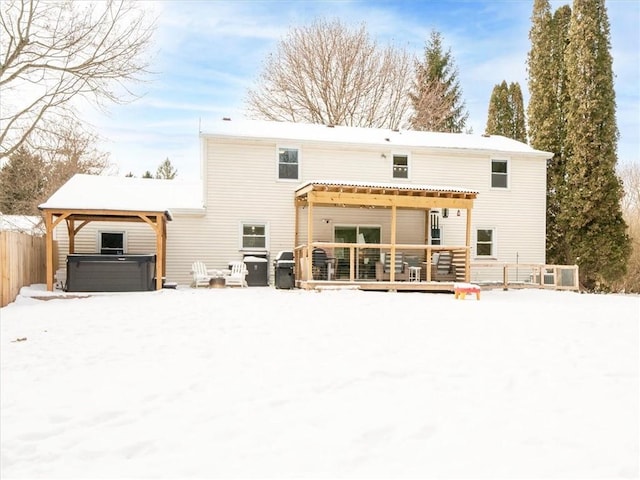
[241,223,266,249]
[491,159,508,188]
[392,154,409,179]
[100,231,125,255]
[476,228,495,257]
[278,148,299,180]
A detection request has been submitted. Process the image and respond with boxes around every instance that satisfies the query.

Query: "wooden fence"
[0,231,47,307]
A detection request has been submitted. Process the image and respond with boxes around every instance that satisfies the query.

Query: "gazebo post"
[155,215,164,290]
[45,211,54,292]
[465,207,472,282]
[390,205,397,282]
[307,201,314,281]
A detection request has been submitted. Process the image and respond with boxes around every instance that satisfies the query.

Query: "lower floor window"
[476,228,495,257]
[242,223,266,249]
[100,231,125,255]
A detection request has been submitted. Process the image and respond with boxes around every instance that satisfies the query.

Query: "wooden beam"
[45,211,54,291]
[390,205,397,282]
[307,190,474,210]
[67,219,75,254]
[307,202,313,281]
[155,215,164,290]
[465,207,472,282]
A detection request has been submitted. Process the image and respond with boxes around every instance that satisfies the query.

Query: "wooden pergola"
[294,181,478,288]
[40,208,171,292]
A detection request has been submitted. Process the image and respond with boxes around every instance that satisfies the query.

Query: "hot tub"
[66,254,156,292]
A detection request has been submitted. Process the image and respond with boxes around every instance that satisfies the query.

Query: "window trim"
[276,145,300,181]
[490,158,510,189]
[475,227,497,259]
[391,152,410,180]
[239,221,269,251]
[98,230,126,255]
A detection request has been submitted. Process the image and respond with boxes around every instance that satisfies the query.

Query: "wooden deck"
[297,280,457,292]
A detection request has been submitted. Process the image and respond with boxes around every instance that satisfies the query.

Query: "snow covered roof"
[0,214,45,235]
[38,174,204,216]
[202,119,552,158]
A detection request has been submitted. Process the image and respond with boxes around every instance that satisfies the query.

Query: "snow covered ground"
[1,285,638,479]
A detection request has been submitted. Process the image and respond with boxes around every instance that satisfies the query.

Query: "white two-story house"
[42,119,552,290]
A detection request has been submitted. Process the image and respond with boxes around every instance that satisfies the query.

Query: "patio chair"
[225,261,248,287]
[431,252,457,282]
[191,261,215,287]
[312,248,335,280]
[375,252,410,281]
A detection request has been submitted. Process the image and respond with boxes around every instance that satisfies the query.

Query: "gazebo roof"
[39,174,204,219]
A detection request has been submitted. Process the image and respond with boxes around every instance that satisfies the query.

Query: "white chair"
[191,261,215,287]
[225,261,248,287]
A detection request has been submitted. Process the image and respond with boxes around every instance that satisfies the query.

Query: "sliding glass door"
[334,225,380,280]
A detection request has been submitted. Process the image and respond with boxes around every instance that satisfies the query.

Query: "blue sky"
[85,0,640,180]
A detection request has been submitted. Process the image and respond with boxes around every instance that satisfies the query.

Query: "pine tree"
[527,0,571,265]
[508,82,527,143]
[0,147,47,215]
[410,30,468,133]
[486,81,510,137]
[563,0,630,288]
[155,157,177,179]
[485,81,526,142]
[142,171,153,179]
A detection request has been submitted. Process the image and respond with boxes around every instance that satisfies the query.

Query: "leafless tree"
[0,121,110,215]
[246,19,412,130]
[0,0,155,159]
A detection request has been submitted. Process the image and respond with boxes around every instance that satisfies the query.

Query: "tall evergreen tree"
[486,81,511,137]
[527,0,571,265]
[508,82,527,143]
[485,81,527,142]
[410,30,468,133]
[563,0,629,288]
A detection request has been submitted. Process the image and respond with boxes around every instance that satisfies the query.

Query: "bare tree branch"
[0,0,155,158]
[245,19,412,130]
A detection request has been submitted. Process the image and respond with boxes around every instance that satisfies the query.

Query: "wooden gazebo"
[294,181,478,290]
[36,174,190,292]
[40,208,170,292]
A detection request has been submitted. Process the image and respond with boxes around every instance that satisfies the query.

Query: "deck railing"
[294,242,469,283]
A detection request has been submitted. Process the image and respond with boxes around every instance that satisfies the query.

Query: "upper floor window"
[100,231,125,255]
[392,154,409,179]
[476,228,495,257]
[241,223,267,249]
[491,159,508,188]
[278,147,299,180]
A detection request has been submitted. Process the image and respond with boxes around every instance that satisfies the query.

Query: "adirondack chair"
[431,252,457,282]
[375,252,410,281]
[225,261,248,287]
[191,261,214,287]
